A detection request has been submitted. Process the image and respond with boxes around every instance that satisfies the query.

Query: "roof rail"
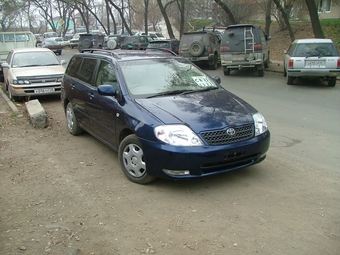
[80,49,121,59]
[145,47,178,56]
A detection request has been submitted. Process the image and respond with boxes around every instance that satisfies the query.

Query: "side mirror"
[1,63,10,69]
[213,76,221,85]
[98,84,116,96]
[266,35,271,41]
[283,50,287,54]
[60,60,67,65]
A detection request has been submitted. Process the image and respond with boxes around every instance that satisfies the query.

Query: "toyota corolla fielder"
[61,49,270,184]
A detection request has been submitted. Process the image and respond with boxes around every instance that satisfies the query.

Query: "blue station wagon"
[61,49,270,184]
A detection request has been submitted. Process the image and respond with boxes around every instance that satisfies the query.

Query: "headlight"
[13,79,30,85]
[154,125,204,146]
[253,113,268,136]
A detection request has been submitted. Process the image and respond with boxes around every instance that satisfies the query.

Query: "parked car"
[146,39,180,54]
[283,38,339,87]
[43,32,58,38]
[120,35,153,50]
[104,34,126,50]
[142,32,166,40]
[1,48,66,101]
[78,33,105,52]
[61,49,270,184]
[220,24,271,77]
[69,33,83,49]
[179,31,221,70]
[41,37,63,55]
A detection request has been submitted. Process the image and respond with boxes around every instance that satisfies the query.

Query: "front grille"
[201,125,253,145]
[18,75,62,84]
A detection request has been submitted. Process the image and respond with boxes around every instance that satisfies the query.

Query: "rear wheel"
[328,77,336,87]
[223,68,230,76]
[209,55,218,70]
[66,102,83,135]
[286,74,294,85]
[118,134,156,184]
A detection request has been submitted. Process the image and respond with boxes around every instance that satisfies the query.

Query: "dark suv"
[179,31,221,69]
[220,24,271,77]
[119,35,153,50]
[61,49,270,184]
[78,33,105,52]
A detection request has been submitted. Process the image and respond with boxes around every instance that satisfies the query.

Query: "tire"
[81,39,92,49]
[258,68,264,77]
[118,134,156,184]
[283,67,287,77]
[189,41,204,57]
[224,68,230,76]
[107,40,117,50]
[264,57,270,68]
[286,74,294,85]
[8,83,19,102]
[209,54,218,70]
[328,77,336,87]
[58,50,62,55]
[66,102,83,135]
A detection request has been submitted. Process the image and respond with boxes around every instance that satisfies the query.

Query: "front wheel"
[8,84,19,102]
[118,134,156,184]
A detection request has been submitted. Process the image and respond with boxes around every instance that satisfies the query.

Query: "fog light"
[163,169,190,176]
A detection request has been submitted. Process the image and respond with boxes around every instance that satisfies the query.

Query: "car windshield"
[12,51,60,68]
[120,58,218,97]
[295,43,338,57]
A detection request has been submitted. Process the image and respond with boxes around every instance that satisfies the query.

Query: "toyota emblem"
[226,128,236,136]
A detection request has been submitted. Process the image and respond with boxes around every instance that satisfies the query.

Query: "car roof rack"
[145,47,178,56]
[80,49,121,59]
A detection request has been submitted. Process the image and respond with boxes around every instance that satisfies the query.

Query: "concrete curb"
[0,87,18,112]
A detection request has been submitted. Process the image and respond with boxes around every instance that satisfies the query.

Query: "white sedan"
[1,48,66,101]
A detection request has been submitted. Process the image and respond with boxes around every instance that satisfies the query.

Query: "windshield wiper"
[19,64,41,67]
[147,89,195,98]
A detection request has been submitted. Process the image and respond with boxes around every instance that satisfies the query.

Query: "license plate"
[34,88,55,94]
[305,61,325,67]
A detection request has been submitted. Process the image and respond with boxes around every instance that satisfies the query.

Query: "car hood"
[11,66,65,77]
[135,89,256,132]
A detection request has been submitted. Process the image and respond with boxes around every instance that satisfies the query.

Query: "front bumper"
[140,131,270,180]
[9,82,62,97]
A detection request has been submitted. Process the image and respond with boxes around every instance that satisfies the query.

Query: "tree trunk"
[272,0,295,42]
[264,0,272,35]
[305,0,324,38]
[157,0,175,39]
[213,0,236,24]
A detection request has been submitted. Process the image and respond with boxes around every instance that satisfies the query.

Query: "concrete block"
[25,99,47,128]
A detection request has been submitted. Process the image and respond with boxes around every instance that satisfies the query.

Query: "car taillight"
[220,46,230,52]
[254,44,262,50]
[338,59,340,69]
[288,59,294,68]
[178,49,181,55]
[208,47,212,54]
[138,43,141,48]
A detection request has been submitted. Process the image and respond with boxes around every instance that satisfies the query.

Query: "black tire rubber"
[66,102,83,135]
[224,68,230,76]
[328,77,336,87]
[209,55,218,70]
[118,134,156,184]
[258,69,264,77]
[286,74,294,85]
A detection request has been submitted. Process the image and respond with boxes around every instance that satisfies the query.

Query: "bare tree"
[272,0,295,41]
[305,0,324,38]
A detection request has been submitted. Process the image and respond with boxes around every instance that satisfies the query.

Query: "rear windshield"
[180,34,209,46]
[293,43,338,57]
[221,26,260,51]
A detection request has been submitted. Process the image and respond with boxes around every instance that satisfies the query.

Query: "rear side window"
[66,56,83,77]
[77,58,98,85]
[180,34,204,45]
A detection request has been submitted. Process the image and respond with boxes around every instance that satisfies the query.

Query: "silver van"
[220,24,271,77]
